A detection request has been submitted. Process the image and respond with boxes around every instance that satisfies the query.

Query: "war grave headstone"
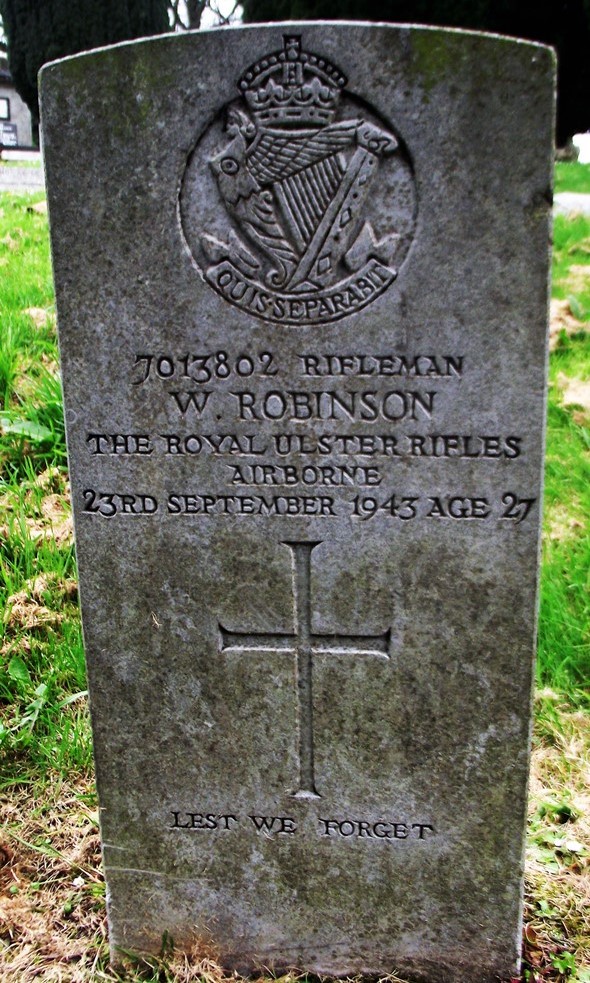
[40,23,554,983]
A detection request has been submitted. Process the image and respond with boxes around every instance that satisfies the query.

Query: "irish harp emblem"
[180,35,417,325]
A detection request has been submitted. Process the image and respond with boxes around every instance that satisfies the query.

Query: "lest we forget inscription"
[41,24,554,983]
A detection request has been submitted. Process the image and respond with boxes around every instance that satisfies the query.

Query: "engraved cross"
[219,541,390,798]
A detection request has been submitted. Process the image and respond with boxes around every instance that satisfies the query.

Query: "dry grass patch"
[0,467,73,549]
[25,202,47,216]
[0,231,23,252]
[550,300,586,351]
[524,694,590,981]
[564,264,590,295]
[11,353,60,411]
[556,373,590,419]
[0,780,106,981]
[3,574,77,634]
[545,492,586,544]
[23,308,55,332]
[546,506,585,544]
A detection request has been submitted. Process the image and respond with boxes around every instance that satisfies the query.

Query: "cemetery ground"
[0,165,588,983]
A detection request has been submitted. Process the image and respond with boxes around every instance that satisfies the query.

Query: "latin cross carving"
[219,541,390,797]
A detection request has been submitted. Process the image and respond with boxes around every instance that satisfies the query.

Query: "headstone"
[0,121,18,146]
[40,24,554,983]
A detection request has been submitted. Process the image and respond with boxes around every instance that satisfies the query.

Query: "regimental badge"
[180,35,417,325]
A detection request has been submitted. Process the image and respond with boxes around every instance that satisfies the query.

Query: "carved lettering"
[168,390,212,415]
[501,493,537,523]
[82,490,158,516]
[80,490,537,523]
[426,496,491,519]
[230,389,436,422]
[298,354,464,378]
[133,351,278,384]
[225,463,382,486]
[161,433,267,455]
[205,259,397,325]
[167,494,337,516]
[86,433,153,455]
[168,811,437,841]
[270,433,522,458]
[170,811,238,830]
[352,494,419,520]
[84,431,522,460]
[249,815,297,834]
[319,819,435,839]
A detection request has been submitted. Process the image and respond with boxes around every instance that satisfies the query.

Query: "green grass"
[552,214,590,320]
[540,385,590,695]
[554,161,590,195]
[0,194,83,782]
[0,196,66,478]
[540,205,590,697]
[0,158,42,168]
[0,189,588,982]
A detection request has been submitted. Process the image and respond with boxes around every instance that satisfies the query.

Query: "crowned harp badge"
[181,35,417,324]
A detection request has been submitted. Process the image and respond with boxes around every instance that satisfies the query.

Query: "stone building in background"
[0,57,33,147]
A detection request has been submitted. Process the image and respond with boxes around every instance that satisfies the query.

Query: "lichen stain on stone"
[48,41,179,143]
[128,49,176,126]
[408,29,514,102]
[408,30,460,97]
[329,553,395,628]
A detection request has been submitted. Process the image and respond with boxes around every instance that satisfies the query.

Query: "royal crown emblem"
[180,35,417,325]
[239,35,346,127]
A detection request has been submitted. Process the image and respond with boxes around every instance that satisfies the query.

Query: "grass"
[554,161,590,195]
[0,160,42,169]
[0,168,589,980]
[541,199,590,699]
[551,214,590,319]
[0,194,82,782]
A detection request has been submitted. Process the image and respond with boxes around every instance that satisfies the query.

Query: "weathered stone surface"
[40,24,554,983]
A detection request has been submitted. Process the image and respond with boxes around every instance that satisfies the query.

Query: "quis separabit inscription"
[169,810,435,841]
